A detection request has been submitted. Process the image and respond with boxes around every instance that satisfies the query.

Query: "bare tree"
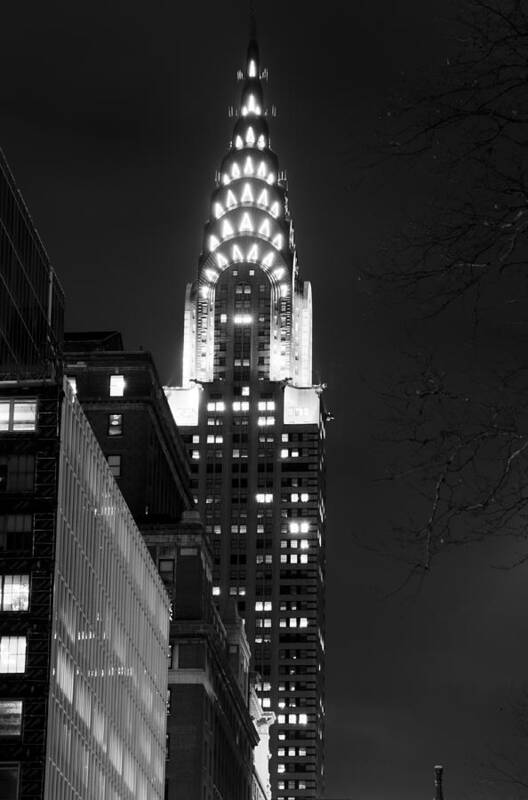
[369,0,528,573]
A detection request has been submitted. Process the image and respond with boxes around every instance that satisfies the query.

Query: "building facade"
[0,154,170,800]
[166,34,327,799]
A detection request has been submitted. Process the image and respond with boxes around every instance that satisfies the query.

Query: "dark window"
[0,456,34,493]
[158,559,174,582]
[107,454,121,477]
[0,764,19,798]
[0,515,32,552]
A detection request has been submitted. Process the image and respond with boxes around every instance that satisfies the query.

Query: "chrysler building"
[166,29,327,800]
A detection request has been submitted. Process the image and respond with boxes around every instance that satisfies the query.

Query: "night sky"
[2,1,527,797]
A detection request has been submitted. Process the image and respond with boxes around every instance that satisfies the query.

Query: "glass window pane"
[109,375,125,396]
[0,764,19,798]
[108,414,123,436]
[0,402,10,431]
[2,576,29,611]
[0,701,22,736]
[0,637,27,673]
[12,402,36,431]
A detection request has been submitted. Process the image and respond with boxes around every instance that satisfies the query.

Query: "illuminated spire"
[184,30,313,387]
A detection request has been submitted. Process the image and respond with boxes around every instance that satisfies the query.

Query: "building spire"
[249,1,257,43]
[434,765,444,800]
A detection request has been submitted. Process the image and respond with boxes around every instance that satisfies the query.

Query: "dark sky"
[2,1,527,798]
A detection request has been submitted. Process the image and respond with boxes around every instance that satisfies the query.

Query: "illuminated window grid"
[44,381,170,800]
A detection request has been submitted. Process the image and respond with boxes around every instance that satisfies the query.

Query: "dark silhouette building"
[166,33,327,800]
[0,149,63,380]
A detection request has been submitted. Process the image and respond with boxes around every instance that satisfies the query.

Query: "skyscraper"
[167,30,327,800]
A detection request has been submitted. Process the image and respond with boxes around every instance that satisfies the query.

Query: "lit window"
[108,414,123,436]
[300,554,308,564]
[278,764,285,774]
[299,618,308,628]
[262,697,271,708]
[289,522,299,534]
[300,539,309,550]
[242,386,250,396]
[109,375,125,397]
[256,493,273,504]
[301,493,309,502]
[1,576,29,611]
[300,522,309,533]
[212,586,221,596]
[191,450,200,460]
[233,401,250,412]
[290,493,299,503]
[299,714,308,725]
[288,714,296,724]
[239,212,253,232]
[192,435,200,443]
[107,455,121,477]
[0,700,22,736]
[280,449,288,458]
[220,313,227,323]
[234,314,253,325]
[278,714,285,724]
[0,400,37,433]
[258,218,271,238]
[0,637,26,673]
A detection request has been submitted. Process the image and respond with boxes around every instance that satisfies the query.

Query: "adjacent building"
[0,153,170,800]
[64,334,272,800]
[166,33,327,799]
[0,148,63,381]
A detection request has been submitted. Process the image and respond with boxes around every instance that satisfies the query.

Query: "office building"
[0,148,63,380]
[166,32,327,799]
[64,336,270,800]
[0,153,170,800]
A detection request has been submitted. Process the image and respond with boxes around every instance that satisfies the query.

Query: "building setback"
[0,153,170,800]
[64,336,272,800]
[166,33,327,800]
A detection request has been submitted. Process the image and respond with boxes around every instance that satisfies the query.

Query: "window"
[0,456,34,493]
[158,559,174,582]
[0,637,27,673]
[0,702,22,736]
[0,400,37,432]
[207,401,225,412]
[107,455,121,477]
[1,576,29,611]
[108,414,123,436]
[258,400,275,411]
[109,375,126,396]
[0,764,19,798]
[0,515,32,552]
